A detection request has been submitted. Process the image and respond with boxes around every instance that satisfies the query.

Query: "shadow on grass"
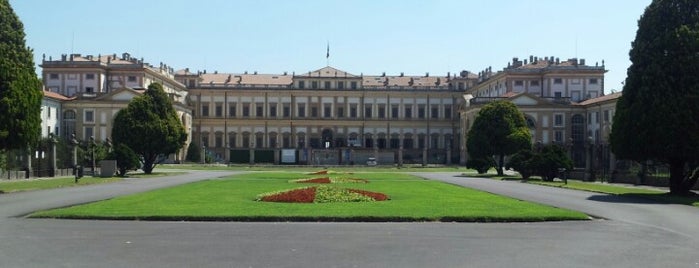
[588,192,699,206]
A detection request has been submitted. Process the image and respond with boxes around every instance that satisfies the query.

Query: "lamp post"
[49,133,57,177]
[587,136,595,181]
[89,136,96,176]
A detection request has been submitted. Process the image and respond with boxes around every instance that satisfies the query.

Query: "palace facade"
[38,52,618,172]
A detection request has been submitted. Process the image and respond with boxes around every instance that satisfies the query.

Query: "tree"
[506,150,536,180]
[107,143,140,177]
[466,156,495,174]
[185,141,201,163]
[534,145,573,182]
[112,83,187,174]
[610,0,699,195]
[0,0,43,151]
[466,101,532,175]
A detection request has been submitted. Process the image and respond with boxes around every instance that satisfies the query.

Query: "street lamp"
[90,136,96,176]
[49,133,57,177]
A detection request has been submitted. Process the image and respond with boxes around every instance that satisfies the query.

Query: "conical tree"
[0,0,43,151]
[112,83,187,174]
[610,0,699,195]
[466,100,532,175]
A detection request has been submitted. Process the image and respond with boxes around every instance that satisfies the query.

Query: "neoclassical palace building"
[39,52,618,171]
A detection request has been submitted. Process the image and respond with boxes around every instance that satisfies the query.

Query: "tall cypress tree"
[0,0,42,151]
[610,0,699,194]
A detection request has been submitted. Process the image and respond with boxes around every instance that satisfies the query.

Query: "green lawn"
[161,164,474,173]
[0,176,122,193]
[31,171,589,222]
[492,175,699,207]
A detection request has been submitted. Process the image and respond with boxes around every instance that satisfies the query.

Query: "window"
[554,78,563,84]
[215,104,223,117]
[337,81,344,89]
[589,78,598,84]
[514,80,524,86]
[364,107,372,118]
[431,107,439,119]
[298,81,305,89]
[405,107,412,118]
[418,106,425,118]
[554,92,562,98]
[378,107,385,118]
[604,110,610,122]
[324,106,331,118]
[311,107,318,117]
[270,105,277,117]
[256,105,263,117]
[228,103,237,117]
[444,106,452,119]
[84,127,93,140]
[215,135,222,148]
[554,114,563,126]
[202,105,209,117]
[350,81,358,89]
[554,131,563,143]
[85,87,94,93]
[391,106,399,118]
[324,81,331,89]
[127,76,137,82]
[49,73,59,80]
[458,82,465,90]
[283,106,290,117]
[350,105,357,118]
[298,104,305,117]
[242,104,250,117]
[86,73,95,80]
[311,81,318,89]
[530,80,540,86]
[84,110,94,123]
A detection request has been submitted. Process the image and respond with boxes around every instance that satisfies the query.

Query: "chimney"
[400,72,404,77]
[425,72,429,77]
[529,55,534,63]
[555,58,560,64]
[580,59,586,66]
[524,59,528,65]
[382,72,386,77]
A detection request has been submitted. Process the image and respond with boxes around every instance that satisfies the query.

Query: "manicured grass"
[161,164,473,173]
[31,172,589,222]
[497,176,699,207]
[0,176,122,193]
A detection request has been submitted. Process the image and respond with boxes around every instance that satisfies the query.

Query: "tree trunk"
[668,160,696,195]
[141,153,156,174]
[497,154,504,176]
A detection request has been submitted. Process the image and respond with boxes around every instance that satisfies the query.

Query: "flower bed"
[291,177,368,184]
[256,186,388,203]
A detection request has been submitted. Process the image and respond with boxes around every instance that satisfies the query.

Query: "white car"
[367,157,377,166]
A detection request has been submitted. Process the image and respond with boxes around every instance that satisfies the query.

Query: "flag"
[326,42,329,59]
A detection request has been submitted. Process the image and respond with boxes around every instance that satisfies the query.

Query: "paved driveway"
[0,171,697,268]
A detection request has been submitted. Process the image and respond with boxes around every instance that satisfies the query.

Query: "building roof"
[199,73,293,86]
[298,66,358,78]
[42,89,74,101]
[577,92,622,106]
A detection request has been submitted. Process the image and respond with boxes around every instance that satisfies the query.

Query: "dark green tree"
[466,101,532,175]
[107,143,140,177]
[0,0,43,151]
[112,83,187,174]
[506,150,536,180]
[466,156,495,174]
[534,145,573,182]
[610,0,699,195]
[185,141,201,163]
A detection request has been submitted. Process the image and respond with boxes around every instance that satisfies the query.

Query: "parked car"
[367,157,377,166]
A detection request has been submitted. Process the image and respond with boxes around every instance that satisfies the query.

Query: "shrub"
[506,150,536,180]
[107,143,140,177]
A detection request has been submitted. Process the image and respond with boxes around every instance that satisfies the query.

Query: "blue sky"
[11,0,650,93]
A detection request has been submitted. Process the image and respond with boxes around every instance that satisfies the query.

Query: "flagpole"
[326,41,330,67]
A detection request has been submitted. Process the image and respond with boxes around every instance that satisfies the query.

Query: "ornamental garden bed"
[291,177,368,184]
[257,186,388,203]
